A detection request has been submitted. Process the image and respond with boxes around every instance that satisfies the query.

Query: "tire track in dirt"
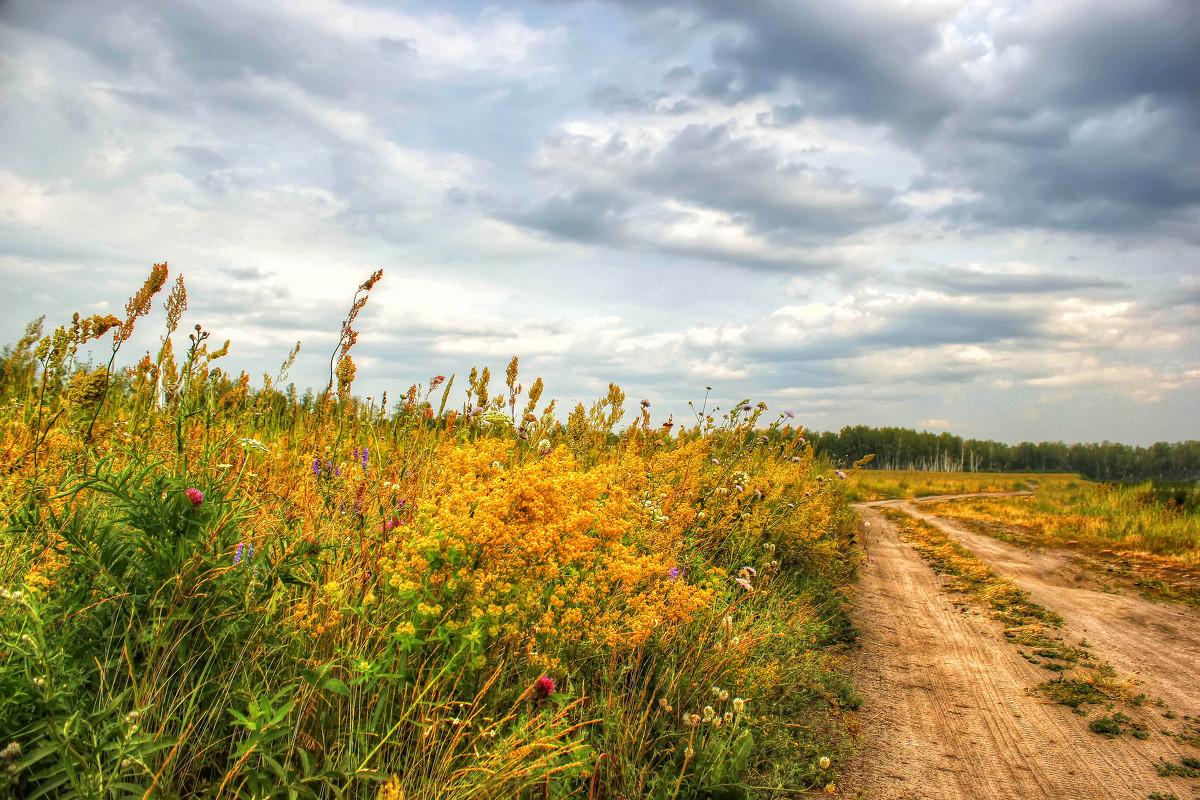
[903,500,1200,720]
[840,498,1200,800]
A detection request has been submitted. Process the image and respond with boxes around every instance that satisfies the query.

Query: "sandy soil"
[839,497,1200,800]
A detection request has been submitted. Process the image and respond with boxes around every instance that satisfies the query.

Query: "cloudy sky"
[1,0,1198,446]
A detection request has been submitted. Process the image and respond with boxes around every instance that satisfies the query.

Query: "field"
[844,468,1080,502]
[920,478,1200,606]
[0,267,862,799]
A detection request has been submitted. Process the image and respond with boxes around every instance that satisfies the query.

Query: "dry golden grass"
[845,470,1081,502]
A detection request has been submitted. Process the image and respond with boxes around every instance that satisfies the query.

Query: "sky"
[1,0,1198,446]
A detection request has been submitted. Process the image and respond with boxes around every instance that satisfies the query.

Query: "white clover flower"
[732,697,745,714]
[819,756,831,770]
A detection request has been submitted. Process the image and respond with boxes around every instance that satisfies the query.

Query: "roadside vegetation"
[922,481,1200,607]
[0,265,862,799]
[845,469,1077,503]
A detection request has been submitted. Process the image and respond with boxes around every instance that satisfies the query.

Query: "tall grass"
[923,481,1200,563]
[844,469,1081,502]
[0,266,861,799]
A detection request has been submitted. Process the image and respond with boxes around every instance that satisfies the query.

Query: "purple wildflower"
[235,541,253,565]
[312,458,320,478]
[742,404,752,411]
[353,447,359,460]
[534,675,556,699]
[783,410,794,419]
[361,447,369,469]
[185,488,203,507]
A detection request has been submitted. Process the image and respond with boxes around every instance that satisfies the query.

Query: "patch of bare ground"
[840,497,1200,800]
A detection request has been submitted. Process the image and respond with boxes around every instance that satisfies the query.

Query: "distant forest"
[810,425,1200,482]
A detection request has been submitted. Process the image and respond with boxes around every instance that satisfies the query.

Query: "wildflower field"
[0,266,863,799]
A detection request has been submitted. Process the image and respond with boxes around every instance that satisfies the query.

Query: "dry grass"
[845,470,1080,502]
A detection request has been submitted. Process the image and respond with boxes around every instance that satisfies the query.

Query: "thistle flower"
[185,488,203,507]
[640,398,650,408]
[783,410,794,419]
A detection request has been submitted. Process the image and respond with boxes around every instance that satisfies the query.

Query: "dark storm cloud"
[640,123,900,233]
[503,120,901,264]
[567,0,1200,241]
[500,189,633,245]
[905,270,1125,297]
[745,302,1044,368]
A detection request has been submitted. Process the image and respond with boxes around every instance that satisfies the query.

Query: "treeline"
[810,425,1200,482]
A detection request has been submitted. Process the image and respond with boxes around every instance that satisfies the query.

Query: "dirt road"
[840,497,1200,800]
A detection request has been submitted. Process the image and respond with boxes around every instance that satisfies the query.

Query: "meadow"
[843,469,1080,503]
[0,266,862,799]
[899,473,1200,605]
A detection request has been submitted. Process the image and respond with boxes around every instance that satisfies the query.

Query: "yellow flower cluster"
[372,439,714,667]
